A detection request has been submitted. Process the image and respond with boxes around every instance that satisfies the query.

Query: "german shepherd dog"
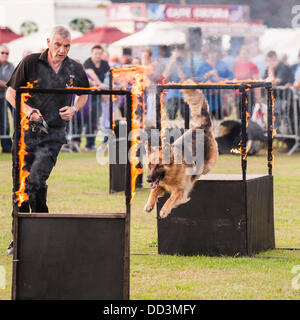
[144,79,218,218]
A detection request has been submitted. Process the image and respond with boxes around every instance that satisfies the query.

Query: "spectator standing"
[234,46,259,80]
[291,50,300,88]
[162,46,192,119]
[83,45,110,151]
[264,51,294,150]
[0,44,14,153]
[195,45,234,119]
[264,50,293,86]
[234,46,260,115]
[222,49,236,74]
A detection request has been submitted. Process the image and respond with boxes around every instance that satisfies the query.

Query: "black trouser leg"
[26,140,61,212]
[32,185,48,213]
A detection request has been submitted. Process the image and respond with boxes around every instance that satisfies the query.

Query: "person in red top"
[234,46,261,114]
[234,46,259,80]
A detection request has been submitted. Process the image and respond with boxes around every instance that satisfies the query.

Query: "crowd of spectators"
[1,39,300,153]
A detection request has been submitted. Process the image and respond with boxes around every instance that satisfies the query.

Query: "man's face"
[47,33,71,63]
[266,56,278,68]
[0,46,9,64]
[91,48,103,63]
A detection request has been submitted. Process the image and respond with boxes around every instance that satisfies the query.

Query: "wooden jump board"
[13,213,128,300]
[157,174,275,256]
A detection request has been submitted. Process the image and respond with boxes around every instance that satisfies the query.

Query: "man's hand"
[59,106,75,121]
[204,69,217,79]
[27,109,42,122]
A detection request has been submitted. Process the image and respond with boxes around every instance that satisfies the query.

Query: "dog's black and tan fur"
[144,79,218,218]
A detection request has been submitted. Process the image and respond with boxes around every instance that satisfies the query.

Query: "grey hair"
[51,25,71,40]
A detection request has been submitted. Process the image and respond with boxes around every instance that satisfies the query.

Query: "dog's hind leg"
[144,186,165,212]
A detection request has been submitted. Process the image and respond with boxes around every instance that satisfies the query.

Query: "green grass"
[0,150,300,300]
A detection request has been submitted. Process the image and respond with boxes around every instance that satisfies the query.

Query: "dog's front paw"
[181,197,191,204]
[144,203,154,212]
[159,207,171,219]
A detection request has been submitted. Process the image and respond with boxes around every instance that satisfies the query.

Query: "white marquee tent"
[259,28,300,64]
[112,22,186,47]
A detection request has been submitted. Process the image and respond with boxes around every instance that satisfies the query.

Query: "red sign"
[164,5,248,22]
[107,3,249,23]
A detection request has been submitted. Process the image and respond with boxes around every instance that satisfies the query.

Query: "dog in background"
[144,79,218,218]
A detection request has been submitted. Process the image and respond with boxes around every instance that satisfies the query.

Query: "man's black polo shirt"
[264,61,293,86]
[7,49,89,128]
[83,57,110,83]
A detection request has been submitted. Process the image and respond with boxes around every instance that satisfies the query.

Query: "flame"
[246,110,250,128]
[112,66,151,202]
[231,143,247,160]
[15,81,37,207]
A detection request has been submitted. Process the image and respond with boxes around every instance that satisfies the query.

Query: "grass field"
[0,148,300,300]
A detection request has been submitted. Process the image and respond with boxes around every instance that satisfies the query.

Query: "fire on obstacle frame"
[155,81,275,257]
[12,86,133,300]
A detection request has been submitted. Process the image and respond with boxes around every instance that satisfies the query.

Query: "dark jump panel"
[14,213,127,300]
[157,174,275,256]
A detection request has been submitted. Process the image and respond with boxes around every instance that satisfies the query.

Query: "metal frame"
[156,81,275,257]
[12,87,132,300]
[108,68,143,193]
[156,81,274,180]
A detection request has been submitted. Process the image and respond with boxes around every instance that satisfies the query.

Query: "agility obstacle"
[156,82,275,256]
[12,87,132,300]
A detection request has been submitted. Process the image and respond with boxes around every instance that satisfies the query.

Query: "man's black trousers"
[13,128,66,213]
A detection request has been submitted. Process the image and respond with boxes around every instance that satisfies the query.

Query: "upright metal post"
[109,69,113,130]
[11,89,22,300]
[184,102,190,129]
[267,86,273,175]
[239,86,248,182]
[124,92,132,300]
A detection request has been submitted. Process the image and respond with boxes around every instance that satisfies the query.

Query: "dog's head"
[146,144,173,189]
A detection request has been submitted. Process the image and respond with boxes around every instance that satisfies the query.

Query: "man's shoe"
[61,144,72,152]
[7,241,13,255]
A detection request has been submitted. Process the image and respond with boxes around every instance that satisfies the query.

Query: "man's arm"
[6,86,42,121]
[85,68,101,87]
[59,94,88,121]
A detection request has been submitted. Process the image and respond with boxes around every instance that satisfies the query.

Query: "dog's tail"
[181,79,212,129]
